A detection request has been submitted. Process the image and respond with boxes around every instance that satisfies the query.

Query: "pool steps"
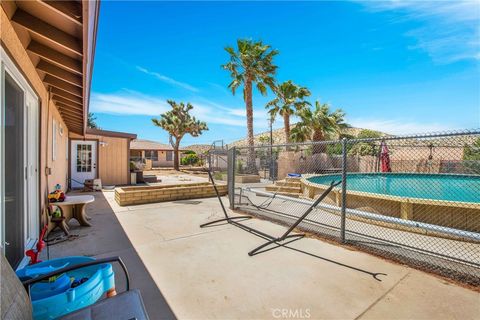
[265,177,303,198]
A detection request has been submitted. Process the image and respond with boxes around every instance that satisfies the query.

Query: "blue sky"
[90,1,480,146]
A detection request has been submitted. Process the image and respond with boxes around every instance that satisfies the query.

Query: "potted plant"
[130,160,145,184]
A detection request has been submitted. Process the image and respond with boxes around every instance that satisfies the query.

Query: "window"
[130,150,141,162]
[145,150,158,161]
[166,151,173,161]
[76,144,92,172]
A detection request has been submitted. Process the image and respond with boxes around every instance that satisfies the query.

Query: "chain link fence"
[228,130,480,286]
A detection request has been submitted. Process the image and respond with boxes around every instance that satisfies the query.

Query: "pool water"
[307,173,480,203]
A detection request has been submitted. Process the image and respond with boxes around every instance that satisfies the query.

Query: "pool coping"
[301,173,480,210]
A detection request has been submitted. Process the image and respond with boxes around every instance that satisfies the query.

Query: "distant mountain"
[227,126,387,149]
[183,126,389,154]
[183,144,212,154]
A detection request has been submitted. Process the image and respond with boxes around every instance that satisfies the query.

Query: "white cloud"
[189,96,273,128]
[358,0,480,63]
[90,91,168,116]
[207,82,231,94]
[189,102,246,126]
[136,66,199,92]
[348,117,456,135]
[90,90,274,129]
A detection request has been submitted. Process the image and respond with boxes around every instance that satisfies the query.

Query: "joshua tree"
[295,101,348,153]
[222,39,278,173]
[266,80,311,144]
[152,100,208,170]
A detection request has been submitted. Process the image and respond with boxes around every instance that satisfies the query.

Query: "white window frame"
[1,46,40,268]
[0,56,4,252]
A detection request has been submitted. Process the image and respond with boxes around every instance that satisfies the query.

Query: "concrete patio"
[40,191,175,319]
[45,191,479,319]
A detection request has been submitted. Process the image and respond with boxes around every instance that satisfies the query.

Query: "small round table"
[54,195,95,227]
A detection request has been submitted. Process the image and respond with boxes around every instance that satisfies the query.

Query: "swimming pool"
[307,173,480,204]
[302,173,480,233]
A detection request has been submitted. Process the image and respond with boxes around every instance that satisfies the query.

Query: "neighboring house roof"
[131,139,176,151]
[87,128,137,140]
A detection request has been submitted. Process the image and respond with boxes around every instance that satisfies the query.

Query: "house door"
[2,70,39,269]
[4,73,25,268]
[71,141,97,188]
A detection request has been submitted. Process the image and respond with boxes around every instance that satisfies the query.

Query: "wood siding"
[69,132,130,186]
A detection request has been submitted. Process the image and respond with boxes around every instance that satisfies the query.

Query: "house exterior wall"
[48,115,70,191]
[130,149,176,167]
[154,150,174,167]
[69,132,130,186]
[1,9,69,223]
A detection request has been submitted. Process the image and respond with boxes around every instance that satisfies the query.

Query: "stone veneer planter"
[115,182,227,206]
[221,174,261,183]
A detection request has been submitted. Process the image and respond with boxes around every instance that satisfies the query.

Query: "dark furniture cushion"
[59,289,149,320]
[1,253,33,320]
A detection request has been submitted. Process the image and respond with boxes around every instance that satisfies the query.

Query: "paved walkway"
[103,192,479,319]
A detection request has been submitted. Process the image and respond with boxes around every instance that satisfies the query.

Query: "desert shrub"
[181,153,200,165]
[213,171,225,180]
[357,129,382,139]
[326,137,354,156]
[463,138,480,174]
[348,129,383,156]
[236,159,244,174]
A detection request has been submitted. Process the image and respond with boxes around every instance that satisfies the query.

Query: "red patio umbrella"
[380,140,391,172]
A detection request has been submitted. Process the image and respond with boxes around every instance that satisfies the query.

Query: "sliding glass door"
[1,48,39,269]
[4,73,25,268]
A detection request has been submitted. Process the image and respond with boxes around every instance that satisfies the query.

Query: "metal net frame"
[227,129,480,286]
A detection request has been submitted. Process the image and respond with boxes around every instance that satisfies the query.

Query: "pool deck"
[44,190,479,319]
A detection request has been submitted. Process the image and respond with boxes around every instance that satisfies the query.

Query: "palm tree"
[266,80,311,144]
[290,123,311,143]
[295,101,348,153]
[222,39,278,172]
[152,100,208,170]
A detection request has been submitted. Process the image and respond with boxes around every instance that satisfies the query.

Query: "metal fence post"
[228,147,236,209]
[207,151,212,174]
[340,138,347,243]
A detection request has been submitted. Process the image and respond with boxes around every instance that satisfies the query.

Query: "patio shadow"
[41,191,176,320]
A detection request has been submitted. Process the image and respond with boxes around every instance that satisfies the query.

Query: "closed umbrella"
[380,140,391,172]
